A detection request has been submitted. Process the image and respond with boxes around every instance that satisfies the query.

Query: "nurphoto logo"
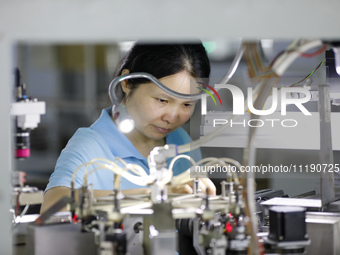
[199,82,312,128]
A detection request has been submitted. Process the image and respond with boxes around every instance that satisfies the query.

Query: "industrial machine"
[16,39,340,255]
[11,69,46,208]
[10,69,46,250]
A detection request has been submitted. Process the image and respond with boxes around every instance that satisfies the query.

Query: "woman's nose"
[161,106,180,124]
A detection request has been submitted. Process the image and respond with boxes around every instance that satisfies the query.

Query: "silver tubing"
[318,84,335,207]
[108,42,244,104]
[218,43,244,84]
[108,72,204,104]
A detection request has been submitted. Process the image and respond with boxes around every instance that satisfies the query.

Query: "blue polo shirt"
[45,108,201,191]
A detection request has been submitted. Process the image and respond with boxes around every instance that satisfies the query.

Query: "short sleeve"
[45,129,115,191]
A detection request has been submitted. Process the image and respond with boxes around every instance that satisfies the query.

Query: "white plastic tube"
[71,157,155,188]
[272,40,323,76]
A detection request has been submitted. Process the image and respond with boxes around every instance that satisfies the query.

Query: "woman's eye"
[184,101,196,107]
[157,98,167,103]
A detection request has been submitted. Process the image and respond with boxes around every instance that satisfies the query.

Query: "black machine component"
[176,218,197,254]
[326,49,340,87]
[14,68,31,159]
[105,230,127,255]
[255,189,287,231]
[264,206,310,254]
[268,206,307,242]
[325,45,340,105]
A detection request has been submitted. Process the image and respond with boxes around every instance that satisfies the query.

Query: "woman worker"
[41,42,216,213]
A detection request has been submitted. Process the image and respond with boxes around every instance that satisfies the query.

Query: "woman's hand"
[169,178,216,196]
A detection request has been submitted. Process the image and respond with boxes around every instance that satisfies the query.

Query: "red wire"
[197,82,223,106]
[258,239,265,255]
[300,45,326,58]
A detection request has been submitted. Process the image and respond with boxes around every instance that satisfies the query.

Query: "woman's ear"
[120,69,130,95]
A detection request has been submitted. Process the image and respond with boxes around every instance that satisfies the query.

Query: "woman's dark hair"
[115,41,210,101]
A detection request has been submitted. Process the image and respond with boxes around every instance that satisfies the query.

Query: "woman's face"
[122,71,199,143]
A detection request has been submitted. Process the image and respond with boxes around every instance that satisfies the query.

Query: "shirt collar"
[90,108,146,160]
[91,107,180,161]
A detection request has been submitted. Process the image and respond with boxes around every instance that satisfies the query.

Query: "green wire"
[291,59,325,87]
[197,87,217,106]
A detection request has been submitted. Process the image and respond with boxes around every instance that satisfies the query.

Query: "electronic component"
[264,206,311,254]
[11,68,46,159]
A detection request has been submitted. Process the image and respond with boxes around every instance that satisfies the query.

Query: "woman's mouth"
[154,126,171,133]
